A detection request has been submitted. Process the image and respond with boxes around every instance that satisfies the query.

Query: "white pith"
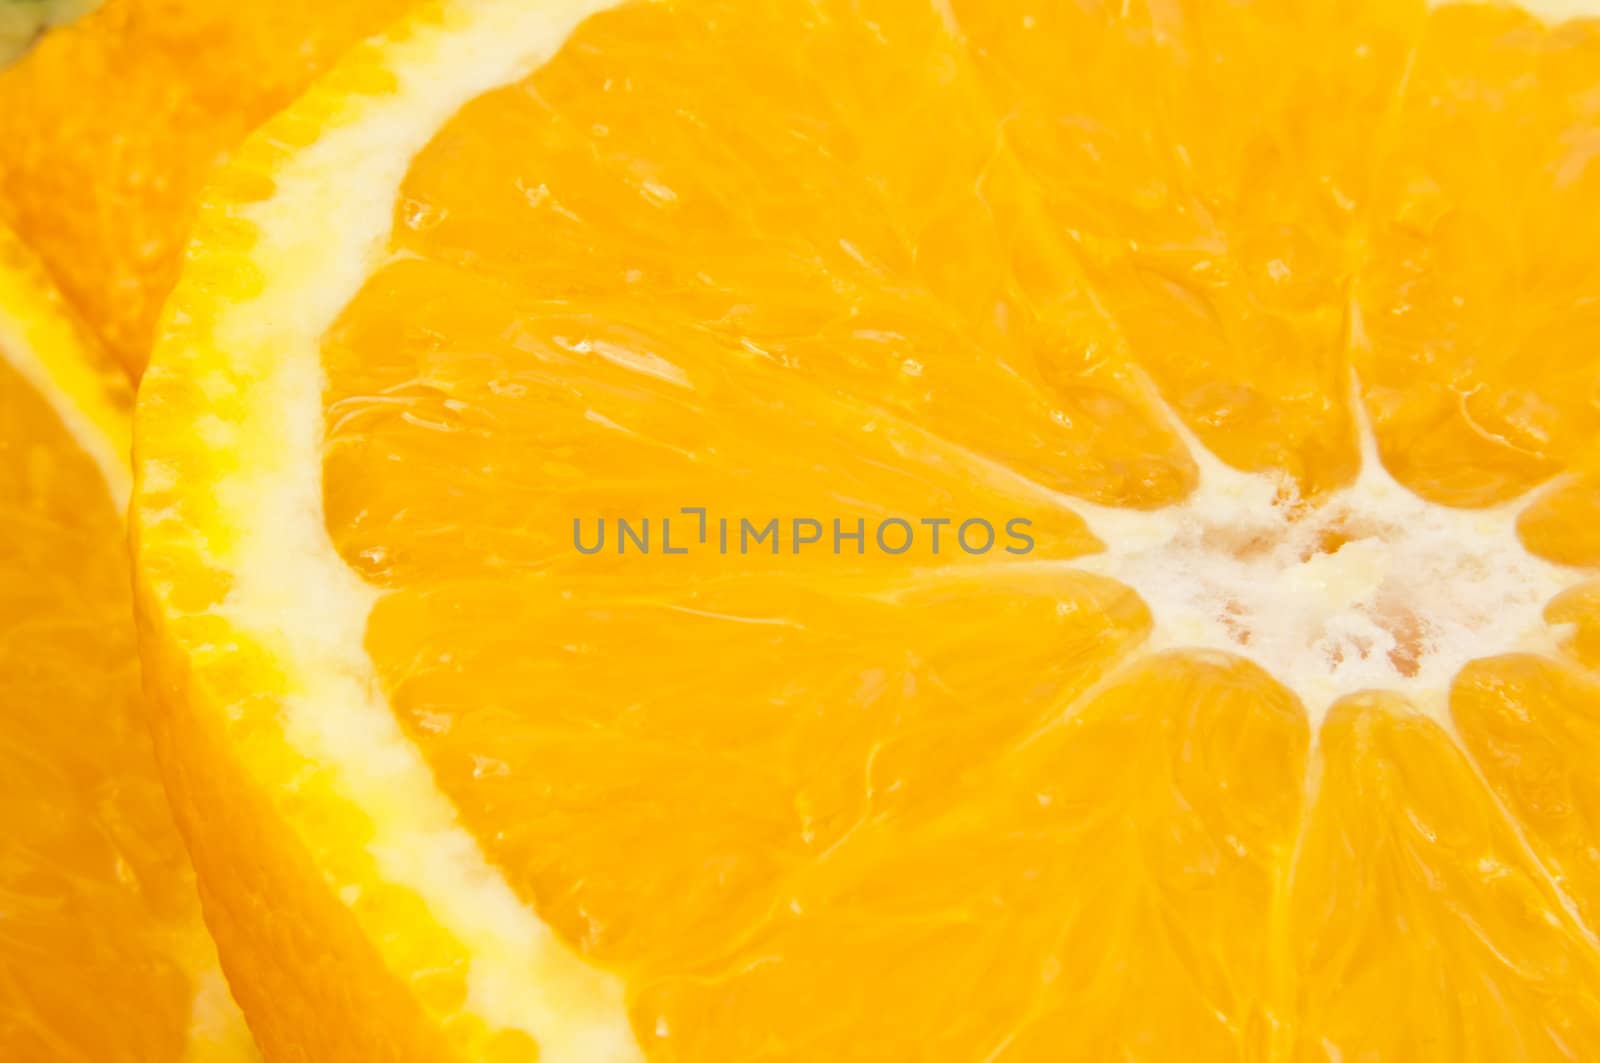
[134,0,1598,1058]
[1076,401,1587,726]
[150,1,639,1059]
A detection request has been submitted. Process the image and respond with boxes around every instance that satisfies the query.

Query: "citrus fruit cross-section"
[0,222,258,1060]
[131,0,1600,1060]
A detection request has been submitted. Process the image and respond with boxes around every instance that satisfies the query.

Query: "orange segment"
[373,565,1147,963]
[1453,656,1600,928]
[321,257,1107,586]
[1546,582,1600,669]
[0,229,254,1059]
[378,0,1195,509]
[620,651,1308,1061]
[1287,695,1600,1058]
[1520,474,1600,565]
[1355,8,1600,506]
[0,0,416,375]
[951,0,1427,494]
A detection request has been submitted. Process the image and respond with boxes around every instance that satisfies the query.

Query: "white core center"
[1076,425,1581,724]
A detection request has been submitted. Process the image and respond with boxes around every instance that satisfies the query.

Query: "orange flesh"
[0,0,417,376]
[320,0,1600,1057]
[1354,6,1600,506]
[0,357,195,1060]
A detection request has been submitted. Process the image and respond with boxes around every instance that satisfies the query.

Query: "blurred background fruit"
[0,0,415,378]
[0,221,257,1061]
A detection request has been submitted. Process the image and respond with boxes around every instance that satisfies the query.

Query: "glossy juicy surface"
[303,0,1600,1057]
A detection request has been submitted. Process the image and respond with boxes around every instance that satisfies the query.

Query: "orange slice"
[0,223,256,1059]
[132,0,1600,1059]
[0,0,416,376]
